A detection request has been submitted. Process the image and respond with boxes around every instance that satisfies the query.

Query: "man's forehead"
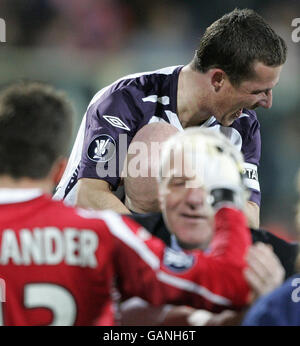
[162,154,203,184]
[166,159,195,177]
[244,62,282,89]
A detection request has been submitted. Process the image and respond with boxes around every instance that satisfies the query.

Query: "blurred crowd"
[0,0,300,237]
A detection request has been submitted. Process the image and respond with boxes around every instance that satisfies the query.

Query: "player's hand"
[162,306,198,326]
[187,309,245,326]
[244,242,285,302]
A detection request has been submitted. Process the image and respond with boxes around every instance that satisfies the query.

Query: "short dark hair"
[0,82,73,179]
[192,8,287,86]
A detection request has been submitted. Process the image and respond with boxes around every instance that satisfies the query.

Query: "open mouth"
[181,213,206,220]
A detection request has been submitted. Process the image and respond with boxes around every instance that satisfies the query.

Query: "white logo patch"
[103,115,130,131]
[87,134,116,163]
[163,247,194,272]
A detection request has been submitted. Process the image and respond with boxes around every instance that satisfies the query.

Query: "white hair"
[158,127,245,184]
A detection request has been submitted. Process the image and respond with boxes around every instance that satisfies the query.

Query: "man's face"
[213,62,282,126]
[159,156,214,250]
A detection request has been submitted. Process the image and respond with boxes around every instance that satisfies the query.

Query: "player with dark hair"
[0,82,252,325]
[54,8,287,229]
[0,82,73,180]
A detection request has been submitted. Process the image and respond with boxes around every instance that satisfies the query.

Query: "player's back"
[0,190,116,326]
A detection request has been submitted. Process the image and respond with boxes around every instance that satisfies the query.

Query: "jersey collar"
[0,188,43,204]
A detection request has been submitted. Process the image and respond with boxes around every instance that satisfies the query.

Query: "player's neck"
[177,64,214,128]
[0,175,53,194]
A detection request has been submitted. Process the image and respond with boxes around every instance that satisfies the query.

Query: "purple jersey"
[54,65,261,206]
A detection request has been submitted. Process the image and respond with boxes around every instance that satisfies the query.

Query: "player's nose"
[259,90,273,109]
[185,187,205,207]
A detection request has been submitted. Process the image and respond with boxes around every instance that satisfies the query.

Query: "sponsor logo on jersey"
[163,247,194,272]
[103,115,130,131]
[87,135,116,163]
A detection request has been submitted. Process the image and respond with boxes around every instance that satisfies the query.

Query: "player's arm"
[244,242,285,302]
[240,110,262,229]
[76,178,130,213]
[245,200,260,229]
[73,90,140,212]
[120,297,197,326]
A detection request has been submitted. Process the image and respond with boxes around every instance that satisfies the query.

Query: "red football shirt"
[0,189,251,325]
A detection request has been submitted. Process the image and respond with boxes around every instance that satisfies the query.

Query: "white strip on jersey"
[148,116,169,125]
[201,123,260,192]
[243,162,260,191]
[101,211,160,270]
[164,110,184,131]
[53,112,87,203]
[89,65,182,108]
[142,95,170,105]
[156,271,231,306]
[203,124,243,151]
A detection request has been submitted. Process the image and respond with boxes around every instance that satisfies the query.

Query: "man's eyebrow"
[251,88,271,94]
[251,81,279,94]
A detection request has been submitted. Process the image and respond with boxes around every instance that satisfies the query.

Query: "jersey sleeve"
[78,90,142,190]
[101,208,251,312]
[240,110,261,206]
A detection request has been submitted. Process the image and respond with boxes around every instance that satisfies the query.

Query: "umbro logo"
[103,115,130,131]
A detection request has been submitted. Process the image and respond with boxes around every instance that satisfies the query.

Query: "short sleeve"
[78,90,141,190]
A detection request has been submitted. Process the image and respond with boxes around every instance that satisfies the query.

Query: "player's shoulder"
[65,208,143,234]
[231,108,260,139]
[233,109,259,127]
[45,204,146,244]
[87,65,183,110]
[45,199,108,229]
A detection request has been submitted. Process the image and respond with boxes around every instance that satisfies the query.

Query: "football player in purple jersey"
[54,8,287,229]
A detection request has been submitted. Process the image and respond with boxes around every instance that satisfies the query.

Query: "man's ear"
[210,69,225,92]
[51,157,68,186]
[158,186,164,211]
